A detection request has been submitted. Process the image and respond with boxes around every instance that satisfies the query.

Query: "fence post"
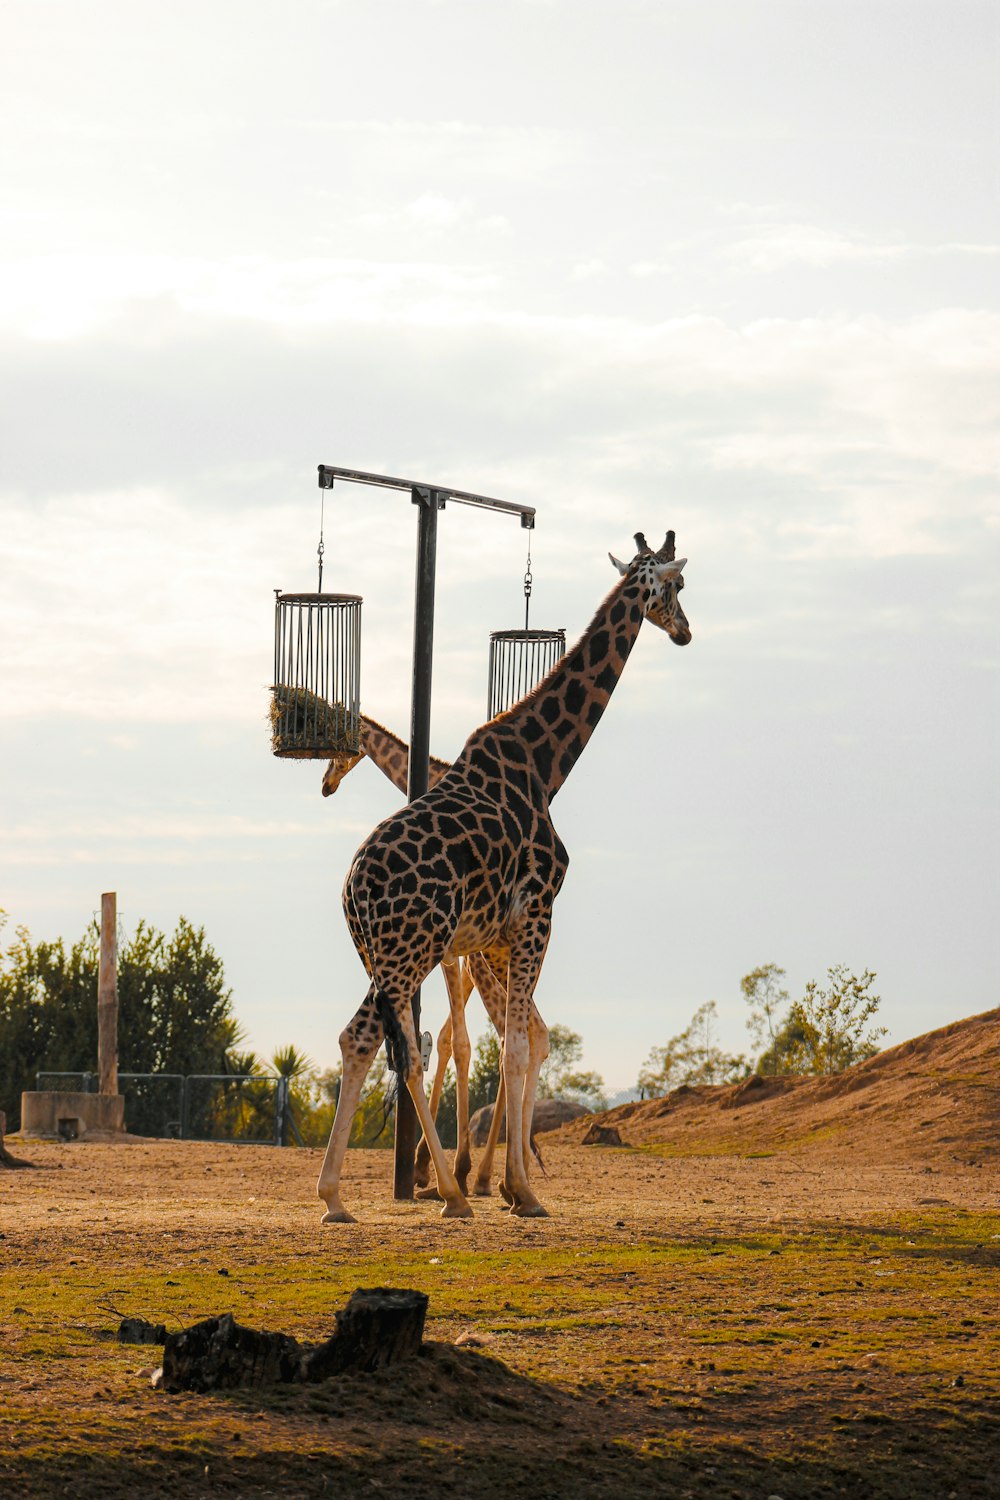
[97,891,119,1096]
[180,1076,188,1140]
[275,1077,289,1147]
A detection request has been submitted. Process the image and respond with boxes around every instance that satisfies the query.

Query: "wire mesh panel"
[183,1075,281,1143]
[271,592,362,758]
[36,1071,95,1093]
[488,628,566,718]
[118,1074,185,1138]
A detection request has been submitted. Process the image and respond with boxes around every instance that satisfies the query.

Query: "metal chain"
[317,487,326,592]
[523,537,533,631]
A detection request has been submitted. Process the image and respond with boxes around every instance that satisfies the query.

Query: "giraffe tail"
[374,990,410,1077]
[530,1131,547,1177]
[375,1071,399,1138]
[345,873,411,1079]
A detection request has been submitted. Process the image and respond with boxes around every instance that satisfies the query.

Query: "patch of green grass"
[4,1206,999,1498]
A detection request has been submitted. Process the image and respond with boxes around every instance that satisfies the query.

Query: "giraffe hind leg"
[375,985,472,1219]
[317,986,382,1224]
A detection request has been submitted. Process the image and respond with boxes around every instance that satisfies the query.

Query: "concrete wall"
[20,1091,125,1140]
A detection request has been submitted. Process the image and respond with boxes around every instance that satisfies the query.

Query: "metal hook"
[317,483,327,592]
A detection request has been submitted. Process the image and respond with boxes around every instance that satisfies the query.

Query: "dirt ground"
[1,1010,998,1499]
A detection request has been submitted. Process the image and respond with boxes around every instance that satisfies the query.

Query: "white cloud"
[628,260,672,278]
[0,253,508,339]
[351,192,512,238]
[725,222,1000,273]
[2,811,373,867]
[570,258,607,282]
[2,301,995,757]
[296,117,578,182]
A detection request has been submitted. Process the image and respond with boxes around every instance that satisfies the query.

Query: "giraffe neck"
[496,571,648,799]
[359,716,451,794]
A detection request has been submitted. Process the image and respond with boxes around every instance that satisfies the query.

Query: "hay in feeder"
[269,684,359,758]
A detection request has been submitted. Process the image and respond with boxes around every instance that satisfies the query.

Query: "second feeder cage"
[487,531,565,718]
[271,488,362,758]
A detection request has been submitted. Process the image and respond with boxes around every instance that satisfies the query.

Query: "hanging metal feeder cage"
[487,627,566,718]
[271,591,362,758]
[487,529,564,716]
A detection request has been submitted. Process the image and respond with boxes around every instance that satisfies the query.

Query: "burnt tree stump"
[581,1122,623,1146]
[162,1314,302,1392]
[304,1286,429,1380]
[160,1288,429,1394]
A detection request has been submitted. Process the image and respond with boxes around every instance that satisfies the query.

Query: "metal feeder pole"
[397,484,444,1195]
[318,465,535,1200]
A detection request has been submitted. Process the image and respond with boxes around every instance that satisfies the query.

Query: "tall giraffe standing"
[321,718,539,1198]
[317,531,690,1222]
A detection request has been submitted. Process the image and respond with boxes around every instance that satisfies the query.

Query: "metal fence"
[34,1072,297,1146]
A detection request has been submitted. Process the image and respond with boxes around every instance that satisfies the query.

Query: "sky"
[2,0,998,1095]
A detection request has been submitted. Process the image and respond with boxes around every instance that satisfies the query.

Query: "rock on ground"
[469,1097,590,1147]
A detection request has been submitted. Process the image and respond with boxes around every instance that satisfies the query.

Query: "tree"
[0,911,243,1129]
[785,965,885,1074]
[740,963,790,1066]
[293,1055,398,1149]
[118,916,243,1075]
[295,1067,341,1149]
[468,1029,502,1114]
[741,961,886,1076]
[537,1024,606,1109]
[638,1000,747,1097]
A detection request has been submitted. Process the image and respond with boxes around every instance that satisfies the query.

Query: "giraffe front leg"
[473,1070,505,1197]
[393,996,473,1220]
[501,924,551,1218]
[317,990,382,1224]
[414,1008,453,1191]
[466,949,509,1197]
[520,1002,549,1183]
[501,1022,547,1217]
[416,957,474,1199]
[449,984,473,1196]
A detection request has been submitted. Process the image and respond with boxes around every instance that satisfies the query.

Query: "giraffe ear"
[609,552,629,576]
[655,558,686,581]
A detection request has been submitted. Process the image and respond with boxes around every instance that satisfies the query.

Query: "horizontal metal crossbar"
[317,464,535,528]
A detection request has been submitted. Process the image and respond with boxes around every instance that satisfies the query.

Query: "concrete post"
[97,892,118,1096]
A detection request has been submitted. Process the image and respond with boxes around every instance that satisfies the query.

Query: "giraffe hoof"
[415,1186,444,1202]
[320,1208,357,1225]
[498,1182,514,1208]
[472,1180,493,1197]
[510,1201,549,1219]
[440,1198,474,1219]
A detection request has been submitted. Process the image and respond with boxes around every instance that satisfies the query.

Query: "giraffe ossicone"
[316,531,691,1222]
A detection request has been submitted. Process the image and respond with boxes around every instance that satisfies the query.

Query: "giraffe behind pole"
[321,715,539,1199]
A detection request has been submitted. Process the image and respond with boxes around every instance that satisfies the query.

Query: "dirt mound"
[564,1009,999,1164]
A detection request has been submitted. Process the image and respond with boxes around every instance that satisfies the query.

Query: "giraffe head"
[609,531,691,645]
[321,750,365,797]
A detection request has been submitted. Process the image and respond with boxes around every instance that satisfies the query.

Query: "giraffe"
[317,530,690,1221]
[320,718,532,1199]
